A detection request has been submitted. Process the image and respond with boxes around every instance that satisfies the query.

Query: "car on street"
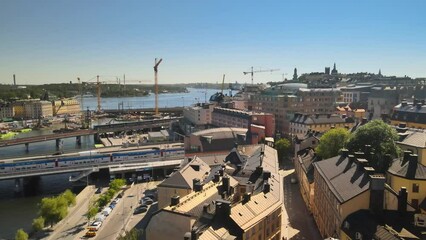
[133,206,148,214]
[95,187,102,194]
[88,221,102,231]
[85,231,96,237]
[112,198,120,204]
[143,198,154,205]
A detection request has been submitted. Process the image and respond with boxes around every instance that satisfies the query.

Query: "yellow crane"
[154,58,163,116]
[243,67,280,85]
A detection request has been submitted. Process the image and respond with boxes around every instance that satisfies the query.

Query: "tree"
[316,128,350,159]
[32,216,45,232]
[39,196,68,227]
[109,179,126,191]
[275,138,291,161]
[15,229,28,240]
[61,189,76,206]
[87,197,99,225]
[347,119,400,172]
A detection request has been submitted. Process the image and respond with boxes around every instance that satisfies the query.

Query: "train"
[0,143,185,174]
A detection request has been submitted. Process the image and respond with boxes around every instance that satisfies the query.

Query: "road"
[281,163,322,240]
[45,186,96,240]
[95,181,159,240]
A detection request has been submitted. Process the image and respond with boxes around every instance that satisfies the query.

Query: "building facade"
[53,99,81,116]
[290,113,354,135]
[212,107,275,141]
[391,100,426,129]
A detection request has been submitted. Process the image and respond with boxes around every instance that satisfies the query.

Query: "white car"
[113,198,120,204]
[89,221,102,231]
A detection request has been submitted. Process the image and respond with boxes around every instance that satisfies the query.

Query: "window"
[413,183,419,193]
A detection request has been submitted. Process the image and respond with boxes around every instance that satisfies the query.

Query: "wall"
[157,186,192,209]
[388,174,426,209]
[146,210,195,240]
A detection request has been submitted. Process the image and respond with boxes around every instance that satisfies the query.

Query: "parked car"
[85,231,96,237]
[95,187,102,194]
[144,194,156,200]
[88,221,102,231]
[143,198,154,205]
[109,203,116,209]
[133,206,148,214]
[112,198,120,204]
[102,207,112,216]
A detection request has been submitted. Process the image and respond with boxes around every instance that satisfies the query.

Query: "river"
[0,87,227,239]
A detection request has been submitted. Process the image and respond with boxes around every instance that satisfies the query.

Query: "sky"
[0,0,425,85]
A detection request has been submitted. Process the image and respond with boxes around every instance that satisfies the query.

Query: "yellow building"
[53,99,81,116]
[290,113,354,136]
[391,100,426,129]
[335,105,366,121]
[387,153,426,210]
[12,102,25,119]
[294,149,316,212]
[311,149,412,239]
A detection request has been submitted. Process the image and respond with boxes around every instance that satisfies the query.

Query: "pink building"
[212,107,275,144]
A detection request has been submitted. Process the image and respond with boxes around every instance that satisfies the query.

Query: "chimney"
[361,117,367,124]
[263,171,271,180]
[13,74,16,86]
[187,157,192,163]
[403,150,412,162]
[190,228,199,240]
[397,123,408,133]
[354,151,365,159]
[315,114,319,119]
[213,173,220,183]
[218,168,224,176]
[369,174,386,215]
[215,199,231,218]
[193,178,203,192]
[256,166,263,174]
[364,166,375,175]
[171,195,180,206]
[406,154,418,179]
[263,182,271,194]
[222,175,230,194]
[341,149,349,158]
[243,192,251,204]
[398,187,408,213]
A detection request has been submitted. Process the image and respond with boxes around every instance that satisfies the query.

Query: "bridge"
[0,129,97,148]
[0,157,184,181]
[0,117,182,148]
[93,117,182,133]
[103,107,183,114]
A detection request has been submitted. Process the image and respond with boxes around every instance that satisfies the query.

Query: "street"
[281,163,321,240]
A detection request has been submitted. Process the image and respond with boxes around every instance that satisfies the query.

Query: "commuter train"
[0,143,185,174]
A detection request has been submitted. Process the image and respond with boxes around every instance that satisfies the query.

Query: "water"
[80,87,225,111]
[0,88,224,239]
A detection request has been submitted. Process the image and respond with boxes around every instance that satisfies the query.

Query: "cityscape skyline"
[1,0,426,85]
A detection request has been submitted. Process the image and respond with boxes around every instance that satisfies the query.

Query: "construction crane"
[154,58,163,116]
[221,74,226,94]
[243,67,280,85]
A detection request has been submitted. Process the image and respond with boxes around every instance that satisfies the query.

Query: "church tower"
[293,68,298,81]
[331,63,338,75]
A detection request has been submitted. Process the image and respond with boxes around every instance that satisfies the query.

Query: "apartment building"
[340,85,371,104]
[184,127,247,153]
[212,107,275,143]
[146,144,283,240]
[311,150,416,238]
[367,87,399,120]
[391,100,426,129]
[0,104,14,119]
[249,84,342,133]
[181,103,216,134]
[395,124,426,165]
[289,113,354,136]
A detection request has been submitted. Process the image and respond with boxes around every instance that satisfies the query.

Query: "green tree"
[109,179,126,191]
[32,216,45,232]
[275,138,292,161]
[97,194,110,208]
[39,196,68,227]
[316,128,350,159]
[347,119,400,172]
[61,189,76,206]
[15,229,28,240]
[86,196,99,225]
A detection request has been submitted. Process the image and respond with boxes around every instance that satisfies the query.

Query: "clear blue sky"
[0,0,425,85]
